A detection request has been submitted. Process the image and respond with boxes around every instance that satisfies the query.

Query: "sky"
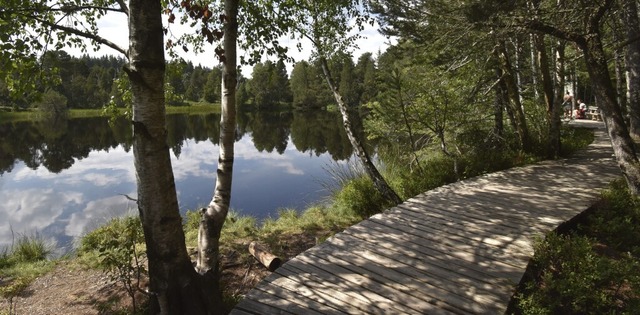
[72,9,395,77]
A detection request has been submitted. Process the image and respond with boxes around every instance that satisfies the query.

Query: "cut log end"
[249,241,282,272]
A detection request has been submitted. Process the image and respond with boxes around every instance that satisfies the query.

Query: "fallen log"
[249,241,282,271]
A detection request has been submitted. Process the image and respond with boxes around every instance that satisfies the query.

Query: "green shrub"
[560,126,595,156]
[581,180,640,257]
[332,176,390,219]
[516,233,640,313]
[33,89,68,118]
[78,216,146,313]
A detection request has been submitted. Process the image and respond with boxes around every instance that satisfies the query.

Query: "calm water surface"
[0,110,355,251]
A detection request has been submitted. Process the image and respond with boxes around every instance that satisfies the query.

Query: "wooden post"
[248,241,282,271]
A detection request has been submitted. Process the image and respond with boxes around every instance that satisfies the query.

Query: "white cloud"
[13,145,134,186]
[170,141,218,180]
[0,189,83,249]
[65,194,137,239]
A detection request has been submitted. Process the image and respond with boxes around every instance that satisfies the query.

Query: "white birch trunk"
[128,0,213,313]
[196,0,238,297]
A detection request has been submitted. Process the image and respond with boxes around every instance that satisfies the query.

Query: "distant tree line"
[0,49,386,113]
[0,110,353,175]
[240,52,380,110]
[0,50,227,111]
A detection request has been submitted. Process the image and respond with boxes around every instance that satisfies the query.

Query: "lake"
[0,109,357,252]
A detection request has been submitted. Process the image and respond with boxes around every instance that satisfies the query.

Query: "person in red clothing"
[575,99,587,119]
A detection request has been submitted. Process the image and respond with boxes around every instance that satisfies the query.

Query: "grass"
[0,102,220,124]
[1,123,599,312]
[165,102,220,115]
[0,110,44,123]
[0,233,56,301]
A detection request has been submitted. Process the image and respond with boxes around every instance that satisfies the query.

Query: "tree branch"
[590,0,615,34]
[522,19,585,47]
[114,0,129,16]
[29,15,127,56]
[53,5,127,14]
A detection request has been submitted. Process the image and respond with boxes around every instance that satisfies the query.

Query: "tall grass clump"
[321,161,393,218]
[382,152,458,200]
[220,211,258,249]
[182,210,259,250]
[332,176,390,218]
[1,233,55,310]
[11,234,51,263]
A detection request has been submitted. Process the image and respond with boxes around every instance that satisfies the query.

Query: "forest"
[0,49,383,114]
[2,0,640,314]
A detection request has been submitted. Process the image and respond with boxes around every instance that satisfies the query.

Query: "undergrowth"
[77,216,147,314]
[512,180,640,314]
[0,233,55,313]
[2,125,597,313]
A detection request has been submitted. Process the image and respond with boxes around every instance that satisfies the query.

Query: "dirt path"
[1,233,318,314]
[1,264,129,315]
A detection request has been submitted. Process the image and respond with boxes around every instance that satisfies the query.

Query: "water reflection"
[0,109,353,251]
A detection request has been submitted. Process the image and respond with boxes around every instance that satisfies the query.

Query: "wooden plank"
[388,204,536,250]
[287,247,456,314]
[273,264,389,314]
[406,192,564,229]
[305,243,502,314]
[248,278,347,315]
[366,213,533,263]
[283,262,423,314]
[400,198,532,232]
[228,307,257,315]
[407,190,574,228]
[357,218,528,271]
[342,223,523,284]
[258,272,359,314]
[287,252,457,314]
[233,297,296,315]
[298,247,469,314]
[406,187,573,224]
[276,263,411,315]
[370,211,533,261]
[324,233,512,305]
[334,231,513,289]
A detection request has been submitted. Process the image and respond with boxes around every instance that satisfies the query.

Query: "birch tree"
[1,1,228,312]
[193,0,238,310]
[283,0,402,205]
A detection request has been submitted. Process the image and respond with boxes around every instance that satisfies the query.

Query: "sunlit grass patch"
[0,233,56,300]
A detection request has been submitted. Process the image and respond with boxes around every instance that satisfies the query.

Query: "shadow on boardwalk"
[231,120,621,315]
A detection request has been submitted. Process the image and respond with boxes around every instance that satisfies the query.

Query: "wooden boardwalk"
[231,123,621,315]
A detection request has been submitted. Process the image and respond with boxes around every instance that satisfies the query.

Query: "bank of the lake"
[0,102,220,123]
[3,124,617,314]
[0,109,357,253]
